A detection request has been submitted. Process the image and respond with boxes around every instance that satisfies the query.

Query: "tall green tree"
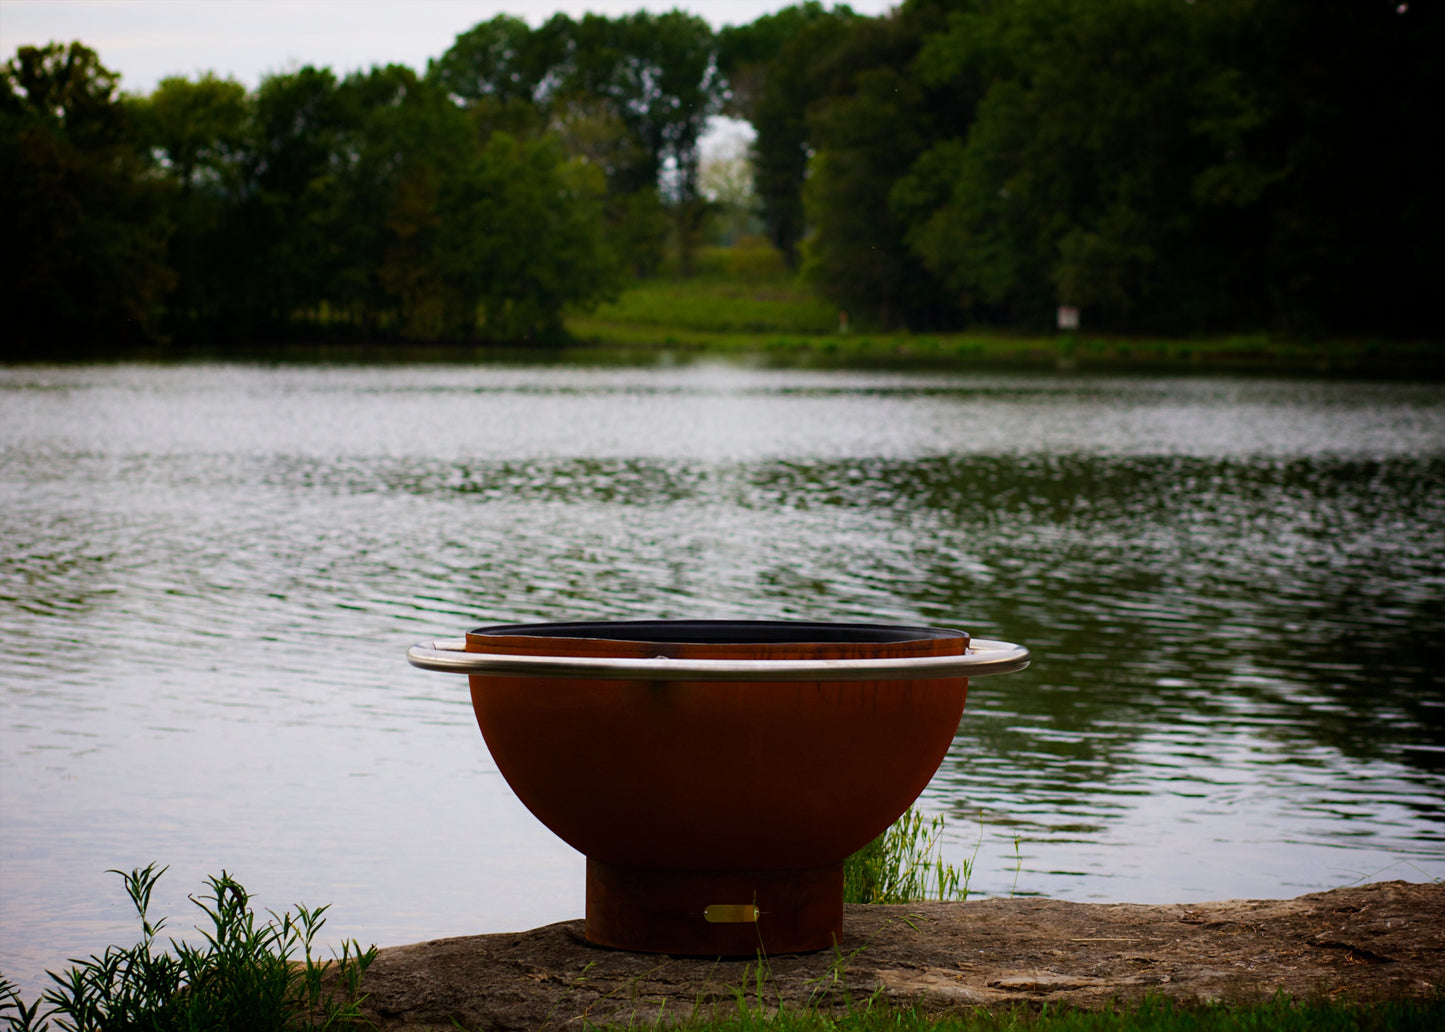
[898,0,1212,329]
[135,73,248,195]
[567,11,719,272]
[564,11,719,203]
[241,65,353,326]
[799,1,966,328]
[429,11,721,275]
[437,132,618,340]
[130,73,249,330]
[1,42,174,353]
[718,3,857,267]
[329,64,475,337]
[1189,0,1442,337]
[893,0,1443,335]
[426,14,555,105]
[425,13,558,141]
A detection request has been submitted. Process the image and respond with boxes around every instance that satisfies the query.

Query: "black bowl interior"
[469,619,964,645]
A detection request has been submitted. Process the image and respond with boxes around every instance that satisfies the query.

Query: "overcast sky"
[1,1,899,96]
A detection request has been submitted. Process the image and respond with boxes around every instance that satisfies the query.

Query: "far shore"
[565,322,1445,378]
[6,330,1442,379]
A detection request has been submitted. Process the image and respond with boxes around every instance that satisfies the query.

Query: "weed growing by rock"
[0,863,374,1031]
[843,808,972,905]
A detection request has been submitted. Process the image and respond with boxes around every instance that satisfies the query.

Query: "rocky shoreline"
[350,880,1442,1030]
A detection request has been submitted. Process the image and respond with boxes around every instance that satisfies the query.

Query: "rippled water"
[2,363,1442,994]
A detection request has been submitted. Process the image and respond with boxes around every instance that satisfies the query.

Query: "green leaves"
[843,807,972,906]
[10,0,1438,349]
[136,74,248,194]
[438,132,619,340]
[788,0,1445,337]
[2,864,376,1032]
[2,42,175,355]
[0,42,123,144]
[426,14,547,105]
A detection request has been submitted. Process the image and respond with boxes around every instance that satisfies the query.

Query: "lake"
[2,362,1442,996]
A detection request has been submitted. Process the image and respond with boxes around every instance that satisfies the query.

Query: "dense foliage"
[726,0,1442,336]
[3,1,1439,355]
[1,43,174,350]
[2,15,712,353]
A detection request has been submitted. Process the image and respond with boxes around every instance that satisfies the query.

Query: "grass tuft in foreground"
[843,808,972,905]
[0,863,375,1031]
[623,994,1445,1032]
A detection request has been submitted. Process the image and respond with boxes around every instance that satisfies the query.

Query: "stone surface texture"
[351,880,1442,1030]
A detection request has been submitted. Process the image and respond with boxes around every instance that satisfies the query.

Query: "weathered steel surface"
[448,621,983,955]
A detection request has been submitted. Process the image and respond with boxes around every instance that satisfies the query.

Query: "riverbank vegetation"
[844,807,971,905]
[5,862,1440,1031]
[3,1,1440,361]
[0,864,374,1031]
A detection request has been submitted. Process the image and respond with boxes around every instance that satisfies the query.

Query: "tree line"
[723,0,1441,337]
[2,9,715,352]
[3,1,1440,354]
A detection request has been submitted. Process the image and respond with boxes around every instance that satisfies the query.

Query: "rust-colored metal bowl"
[408,619,1029,956]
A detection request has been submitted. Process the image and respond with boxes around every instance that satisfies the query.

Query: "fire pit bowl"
[407,619,1028,956]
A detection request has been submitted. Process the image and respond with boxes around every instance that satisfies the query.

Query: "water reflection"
[1,364,1442,992]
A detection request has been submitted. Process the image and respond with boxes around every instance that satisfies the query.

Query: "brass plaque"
[703,904,759,923]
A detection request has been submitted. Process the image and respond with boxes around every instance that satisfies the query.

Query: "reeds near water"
[0,864,373,1031]
[843,808,970,906]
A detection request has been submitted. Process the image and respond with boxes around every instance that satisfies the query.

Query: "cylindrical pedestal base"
[585,858,844,956]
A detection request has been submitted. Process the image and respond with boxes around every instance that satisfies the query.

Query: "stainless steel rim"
[406,637,1030,681]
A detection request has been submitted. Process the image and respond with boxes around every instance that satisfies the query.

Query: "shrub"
[0,864,374,1031]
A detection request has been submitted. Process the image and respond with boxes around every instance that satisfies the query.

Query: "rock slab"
[354,880,1443,1030]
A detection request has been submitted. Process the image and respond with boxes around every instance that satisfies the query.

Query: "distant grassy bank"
[564,245,1444,377]
[6,242,1440,373]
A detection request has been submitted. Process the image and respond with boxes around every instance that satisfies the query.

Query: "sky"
[0,1,900,96]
